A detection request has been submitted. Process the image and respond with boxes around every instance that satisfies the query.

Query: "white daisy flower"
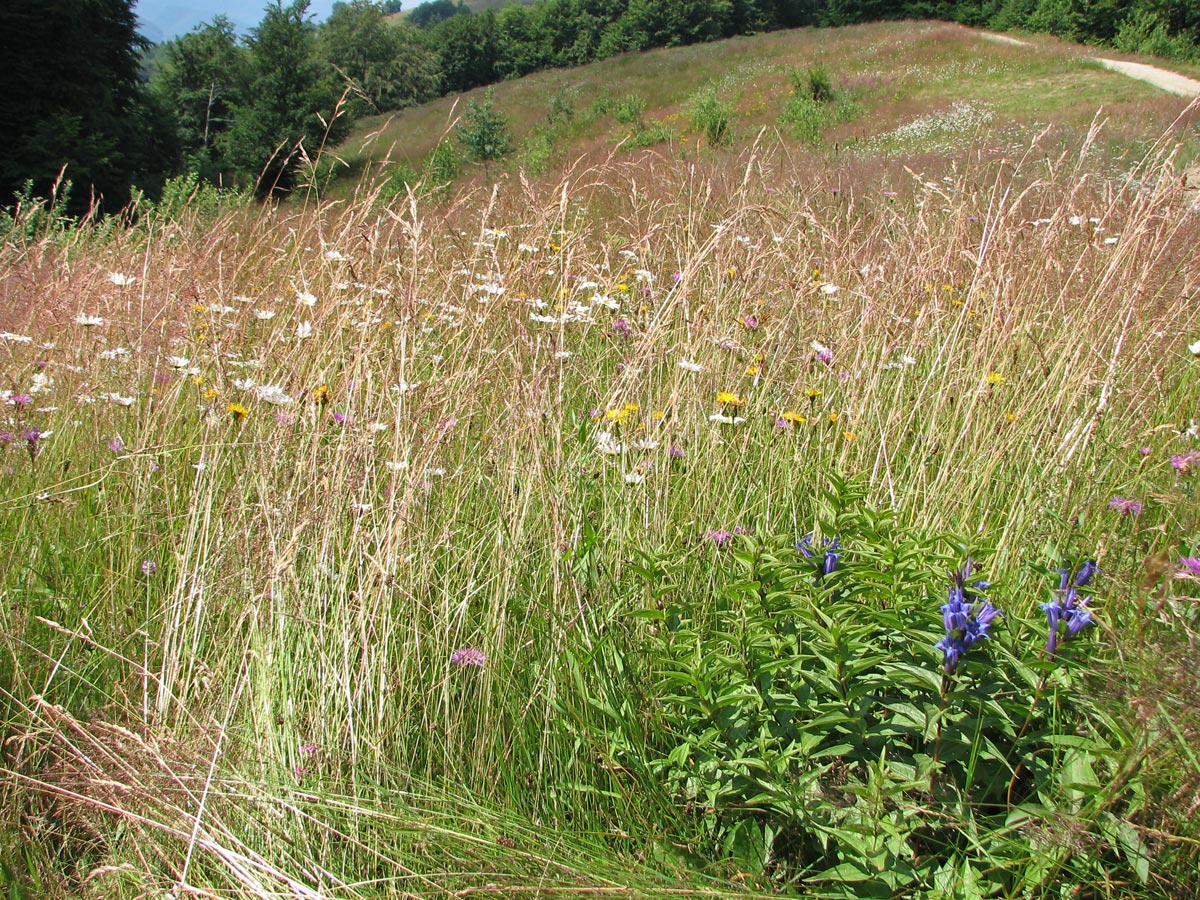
[255,384,293,405]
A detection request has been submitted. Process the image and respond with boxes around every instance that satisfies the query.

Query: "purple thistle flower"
[936,559,1001,673]
[9,394,32,410]
[450,647,487,668]
[140,559,158,576]
[0,431,13,445]
[108,435,125,454]
[612,318,632,336]
[1108,495,1143,516]
[1043,561,1098,655]
[1178,557,1200,577]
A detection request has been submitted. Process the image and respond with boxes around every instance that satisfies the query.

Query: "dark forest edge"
[2,0,1198,217]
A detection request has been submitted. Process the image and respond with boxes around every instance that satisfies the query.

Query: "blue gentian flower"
[936,559,1001,673]
[796,534,841,582]
[1042,561,1098,655]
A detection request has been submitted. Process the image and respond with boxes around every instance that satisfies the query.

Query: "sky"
[133,1,371,43]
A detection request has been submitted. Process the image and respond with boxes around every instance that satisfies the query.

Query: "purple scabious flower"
[23,428,41,461]
[1172,449,1200,474]
[450,647,487,668]
[1042,561,1098,655]
[1108,495,1143,516]
[707,529,734,547]
[935,559,1001,673]
[796,534,841,581]
[1178,557,1200,578]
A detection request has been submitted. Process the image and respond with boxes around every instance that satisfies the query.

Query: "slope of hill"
[336,20,1199,196]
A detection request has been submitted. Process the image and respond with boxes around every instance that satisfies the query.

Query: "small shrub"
[613,93,647,127]
[147,171,251,224]
[0,177,85,244]
[547,89,577,126]
[779,93,827,144]
[806,64,834,103]
[687,91,734,147]
[787,64,835,104]
[520,129,555,177]
[457,88,513,176]
[620,121,673,150]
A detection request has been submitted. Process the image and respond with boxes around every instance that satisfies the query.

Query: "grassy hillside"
[338,20,1198,193]
[3,20,1200,900]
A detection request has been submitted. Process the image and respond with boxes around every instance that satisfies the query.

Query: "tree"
[431,10,500,93]
[457,89,512,178]
[320,1,440,113]
[0,0,175,213]
[408,0,470,29]
[221,0,346,196]
[151,17,249,182]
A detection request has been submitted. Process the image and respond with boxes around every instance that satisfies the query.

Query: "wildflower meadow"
[2,103,1200,898]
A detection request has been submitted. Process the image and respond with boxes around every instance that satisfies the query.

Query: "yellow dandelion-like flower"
[605,402,640,424]
[985,372,1005,385]
[1005,412,1017,423]
[716,391,744,407]
[745,365,760,376]
[191,303,207,313]
[204,387,218,400]
[781,410,807,424]
[312,384,330,403]
[191,374,205,386]
[828,412,839,424]
[843,430,857,441]
[805,388,822,399]
[228,402,249,421]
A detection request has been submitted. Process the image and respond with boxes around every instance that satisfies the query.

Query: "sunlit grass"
[1,87,1199,897]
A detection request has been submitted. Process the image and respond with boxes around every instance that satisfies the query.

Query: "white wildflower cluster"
[864,102,995,155]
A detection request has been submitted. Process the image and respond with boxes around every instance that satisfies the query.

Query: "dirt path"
[978,31,1200,98]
